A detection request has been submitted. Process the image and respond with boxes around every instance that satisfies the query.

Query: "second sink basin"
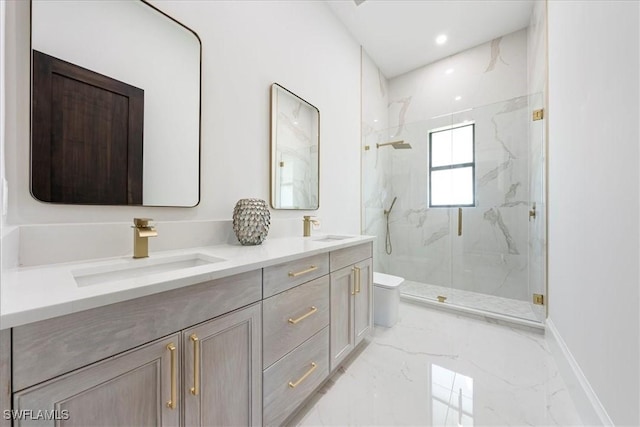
[313,235,353,243]
[73,253,225,287]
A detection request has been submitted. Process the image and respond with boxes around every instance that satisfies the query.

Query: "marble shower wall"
[361,48,390,273]
[364,28,537,302]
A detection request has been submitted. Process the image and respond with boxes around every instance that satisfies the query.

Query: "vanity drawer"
[263,253,329,298]
[263,275,329,368]
[263,327,329,427]
[12,270,261,391]
[330,242,372,272]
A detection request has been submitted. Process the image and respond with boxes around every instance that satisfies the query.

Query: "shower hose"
[384,196,397,255]
[385,214,392,255]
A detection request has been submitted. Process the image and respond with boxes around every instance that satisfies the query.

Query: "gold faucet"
[303,216,319,237]
[132,218,157,258]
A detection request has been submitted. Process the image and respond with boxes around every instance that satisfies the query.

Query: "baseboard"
[545,319,613,426]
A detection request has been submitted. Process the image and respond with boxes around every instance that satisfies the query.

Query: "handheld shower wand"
[384,196,397,255]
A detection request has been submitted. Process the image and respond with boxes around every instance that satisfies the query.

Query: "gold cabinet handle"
[166,343,177,409]
[351,267,357,295]
[458,208,463,237]
[288,306,318,324]
[288,265,318,277]
[190,334,199,396]
[354,266,361,294]
[288,362,317,388]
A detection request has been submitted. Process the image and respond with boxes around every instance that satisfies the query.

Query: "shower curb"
[400,293,545,334]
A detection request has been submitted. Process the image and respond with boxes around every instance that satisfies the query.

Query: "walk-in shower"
[363,94,546,325]
[360,0,547,325]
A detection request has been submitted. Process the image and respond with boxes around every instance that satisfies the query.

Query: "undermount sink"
[73,253,225,287]
[313,235,353,243]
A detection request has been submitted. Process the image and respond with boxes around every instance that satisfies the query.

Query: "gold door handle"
[288,362,317,388]
[166,343,177,409]
[288,306,318,324]
[288,265,318,277]
[529,202,537,220]
[190,334,199,396]
[354,266,361,294]
[457,208,462,237]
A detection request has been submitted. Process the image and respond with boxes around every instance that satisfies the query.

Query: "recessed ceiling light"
[455,96,462,101]
[436,34,448,45]
[445,68,454,75]
[373,119,379,123]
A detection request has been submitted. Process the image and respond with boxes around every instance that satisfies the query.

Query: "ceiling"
[325,0,535,79]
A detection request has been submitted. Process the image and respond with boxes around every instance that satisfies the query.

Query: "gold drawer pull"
[166,343,177,409]
[190,334,199,396]
[288,306,318,324]
[288,265,318,277]
[288,362,317,388]
[354,266,361,294]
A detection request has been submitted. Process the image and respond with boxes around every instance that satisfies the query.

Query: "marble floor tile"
[295,302,581,426]
[401,280,541,323]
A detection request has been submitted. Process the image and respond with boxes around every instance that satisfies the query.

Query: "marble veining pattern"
[295,302,581,426]
[485,37,508,72]
[483,208,519,255]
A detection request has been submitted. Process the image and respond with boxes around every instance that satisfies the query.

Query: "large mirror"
[30,0,201,207]
[270,83,319,210]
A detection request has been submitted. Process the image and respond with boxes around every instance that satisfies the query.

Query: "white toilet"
[373,272,404,327]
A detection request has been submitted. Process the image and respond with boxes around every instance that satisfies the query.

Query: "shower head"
[384,196,397,216]
[376,140,412,150]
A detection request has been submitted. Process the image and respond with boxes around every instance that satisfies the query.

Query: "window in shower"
[428,123,475,207]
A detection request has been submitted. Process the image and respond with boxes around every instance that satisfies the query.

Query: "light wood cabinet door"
[183,303,262,427]
[0,330,10,427]
[13,333,181,427]
[329,265,355,371]
[354,258,373,346]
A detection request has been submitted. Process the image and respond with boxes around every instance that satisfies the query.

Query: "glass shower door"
[528,92,546,322]
[448,96,537,322]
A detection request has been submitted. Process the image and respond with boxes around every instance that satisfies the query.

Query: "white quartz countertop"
[1,235,375,329]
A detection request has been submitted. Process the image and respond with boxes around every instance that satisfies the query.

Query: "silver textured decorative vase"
[232,199,271,245]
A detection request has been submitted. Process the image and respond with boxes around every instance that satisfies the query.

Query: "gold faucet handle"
[303,216,319,225]
[133,218,153,228]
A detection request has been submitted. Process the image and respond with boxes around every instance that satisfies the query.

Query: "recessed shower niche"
[30,0,202,207]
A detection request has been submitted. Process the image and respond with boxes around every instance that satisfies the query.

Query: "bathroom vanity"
[0,236,373,426]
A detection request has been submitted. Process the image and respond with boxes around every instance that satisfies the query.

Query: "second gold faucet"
[303,216,319,237]
[133,218,158,258]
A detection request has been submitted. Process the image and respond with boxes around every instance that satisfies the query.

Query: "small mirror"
[270,83,319,210]
[30,0,201,207]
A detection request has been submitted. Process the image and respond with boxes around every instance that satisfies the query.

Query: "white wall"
[548,1,640,425]
[2,1,361,257]
[0,0,6,227]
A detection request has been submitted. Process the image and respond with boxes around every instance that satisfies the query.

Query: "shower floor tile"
[401,280,541,322]
[295,302,582,426]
